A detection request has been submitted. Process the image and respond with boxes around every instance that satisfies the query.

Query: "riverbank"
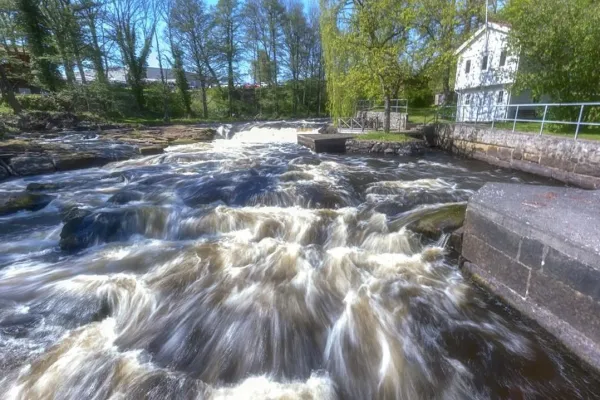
[0,125,216,181]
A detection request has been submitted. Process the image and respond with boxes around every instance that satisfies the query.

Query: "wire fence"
[437,102,600,140]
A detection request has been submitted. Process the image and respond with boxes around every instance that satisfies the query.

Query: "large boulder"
[0,192,55,216]
[9,155,55,176]
[407,203,467,240]
[59,210,135,251]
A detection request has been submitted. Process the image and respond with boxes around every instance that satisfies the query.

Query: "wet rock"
[26,182,62,191]
[60,206,93,223]
[17,111,80,132]
[0,165,9,180]
[51,152,108,171]
[160,126,217,142]
[0,192,55,216]
[408,203,467,239]
[10,155,55,176]
[346,139,427,156]
[107,191,144,205]
[139,145,165,156]
[59,210,135,251]
[289,156,321,166]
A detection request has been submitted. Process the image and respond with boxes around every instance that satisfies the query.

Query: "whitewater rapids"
[0,121,598,400]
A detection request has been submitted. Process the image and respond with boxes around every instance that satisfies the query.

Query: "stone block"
[574,163,600,178]
[497,147,513,161]
[462,233,530,297]
[518,237,545,270]
[511,148,523,160]
[543,247,600,302]
[464,209,521,258]
[523,152,540,163]
[540,155,574,171]
[529,270,600,344]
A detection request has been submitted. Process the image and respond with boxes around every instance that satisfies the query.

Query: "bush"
[17,94,61,112]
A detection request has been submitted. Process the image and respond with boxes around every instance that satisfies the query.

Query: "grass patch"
[355,132,415,142]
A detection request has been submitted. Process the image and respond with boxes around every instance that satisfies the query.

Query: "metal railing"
[356,99,408,114]
[439,102,600,140]
[338,116,384,132]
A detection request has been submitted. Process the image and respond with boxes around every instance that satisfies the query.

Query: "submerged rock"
[0,192,55,216]
[107,191,144,205]
[59,210,133,251]
[26,182,63,191]
[408,203,467,239]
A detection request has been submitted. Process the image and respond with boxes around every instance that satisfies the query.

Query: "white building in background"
[454,22,533,122]
[74,67,204,88]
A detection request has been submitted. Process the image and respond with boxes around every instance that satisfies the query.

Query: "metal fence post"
[491,105,497,130]
[574,104,585,140]
[512,105,519,132]
[539,105,548,135]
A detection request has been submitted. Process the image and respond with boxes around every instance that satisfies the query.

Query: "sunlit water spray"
[0,121,598,399]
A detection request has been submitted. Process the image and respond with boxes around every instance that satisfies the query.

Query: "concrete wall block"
[529,270,600,344]
[522,152,541,163]
[518,237,545,270]
[543,247,600,302]
[462,233,530,297]
[465,208,521,258]
[574,162,600,178]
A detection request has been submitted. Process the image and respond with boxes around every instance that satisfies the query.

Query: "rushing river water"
[0,121,599,400]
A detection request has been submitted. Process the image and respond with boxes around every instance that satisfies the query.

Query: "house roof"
[455,22,511,56]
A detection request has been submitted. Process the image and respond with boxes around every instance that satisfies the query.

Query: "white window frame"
[481,54,489,71]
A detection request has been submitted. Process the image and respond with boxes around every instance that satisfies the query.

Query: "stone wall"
[429,124,600,189]
[355,111,408,131]
[462,183,600,371]
[345,139,426,156]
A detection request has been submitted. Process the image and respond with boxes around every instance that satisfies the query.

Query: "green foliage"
[505,0,600,103]
[321,0,418,127]
[16,0,62,91]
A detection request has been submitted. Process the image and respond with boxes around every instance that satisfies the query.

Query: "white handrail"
[442,101,600,140]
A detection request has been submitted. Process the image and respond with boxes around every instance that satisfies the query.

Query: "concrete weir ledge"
[461,183,600,370]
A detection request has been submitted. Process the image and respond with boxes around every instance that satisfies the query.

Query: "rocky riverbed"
[0,125,217,181]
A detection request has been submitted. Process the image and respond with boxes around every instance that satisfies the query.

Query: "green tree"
[505,0,600,103]
[0,0,24,112]
[107,0,155,111]
[321,0,417,132]
[170,0,220,118]
[214,0,241,117]
[17,0,62,91]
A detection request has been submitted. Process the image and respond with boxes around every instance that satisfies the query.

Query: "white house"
[454,22,532,122]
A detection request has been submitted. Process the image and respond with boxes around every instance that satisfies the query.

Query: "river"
[0,121,599,399]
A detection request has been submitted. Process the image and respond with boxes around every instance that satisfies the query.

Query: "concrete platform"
[297,134,355,153]
[461,183,600,370]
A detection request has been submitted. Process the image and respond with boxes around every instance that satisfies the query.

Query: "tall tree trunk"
[271,26,279,115]
[0,64,22,114]
[200,78,208,119]
[155,33,169,122]
[89,20,107,84]
[227,43,234,117]
[75,54,86,84]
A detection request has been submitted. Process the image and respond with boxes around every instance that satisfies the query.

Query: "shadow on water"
[0,120,598,399]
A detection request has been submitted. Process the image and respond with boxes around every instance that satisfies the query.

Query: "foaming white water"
[0,121,592,399]
[230,126,319,143]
